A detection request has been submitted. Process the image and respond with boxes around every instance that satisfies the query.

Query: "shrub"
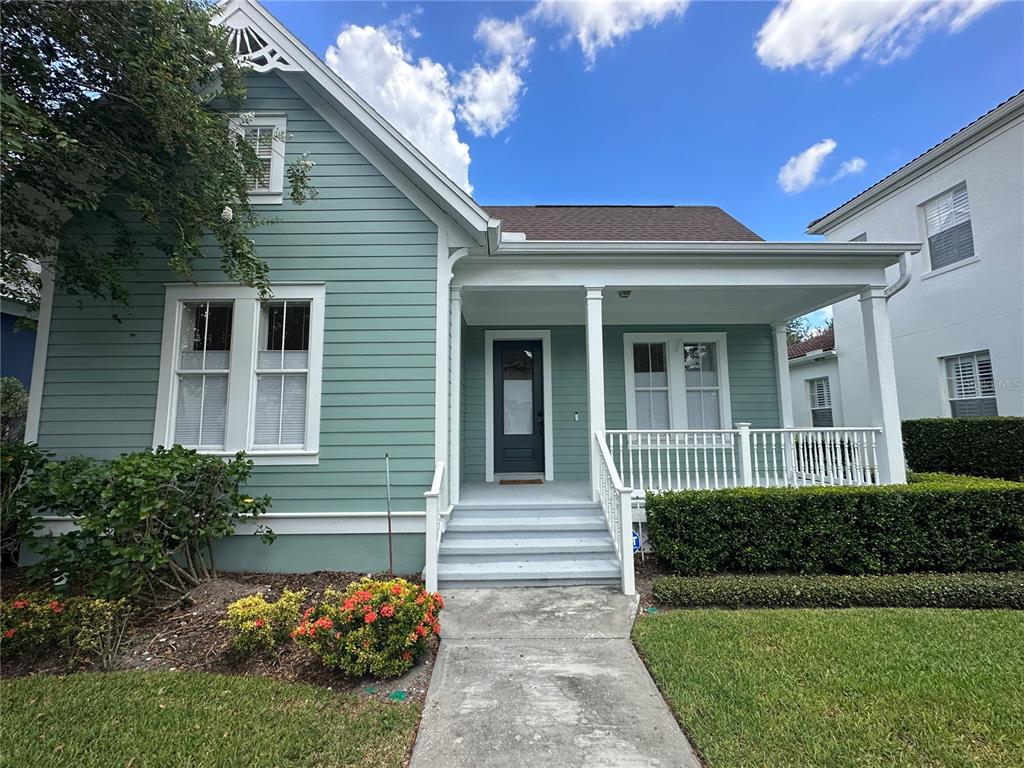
[293,578,442,678]
[28,446,273,602]
[0,442,49,560]
[1,592,132,666]
[0,376,29,443]
[903,417,1024,481]
[652,572,1024,609]
[645,475,1024,576]
[223,589,307,656]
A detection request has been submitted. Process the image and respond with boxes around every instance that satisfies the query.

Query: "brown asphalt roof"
[807,90,1024,232]
[788,328,835,360]
[482,205,763,242]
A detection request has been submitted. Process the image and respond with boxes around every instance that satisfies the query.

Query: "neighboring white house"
[788,328,844,428]
[807,91,1024,424]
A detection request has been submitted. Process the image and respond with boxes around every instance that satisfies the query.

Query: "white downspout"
[884,251,912,299]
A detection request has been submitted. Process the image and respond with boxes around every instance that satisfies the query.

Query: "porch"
[426,240,918,595]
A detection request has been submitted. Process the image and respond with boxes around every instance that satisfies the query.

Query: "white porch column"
[449,286,463,504]
[771,322,794,428]
[585,287,606,501]
[859,287,907,484]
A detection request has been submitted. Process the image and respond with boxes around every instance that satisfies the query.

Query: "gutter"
[884,251,912,300]
[488,240,921,259]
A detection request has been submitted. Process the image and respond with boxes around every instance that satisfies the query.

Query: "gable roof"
[808,90,1024,235]
[788,328,835,360]
[482,205,762,242]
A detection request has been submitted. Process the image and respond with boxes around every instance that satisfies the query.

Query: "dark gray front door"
[493,339,544,474]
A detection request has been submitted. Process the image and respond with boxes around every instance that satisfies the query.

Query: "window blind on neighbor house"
[254,300,310,446]
[244,126,275,191]
[945,351,998,417]
[174,302,232,447]
[808,377,834,427]
[924,182,974,270]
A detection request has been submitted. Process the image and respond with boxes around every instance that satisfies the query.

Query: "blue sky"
[264,0,1022,243]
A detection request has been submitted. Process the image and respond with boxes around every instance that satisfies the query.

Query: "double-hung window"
[231,113,287,204]
[943,351,998,417]
[923,182,974,271]
[624,333,731,431]
[807,377,834,427]
[155,284,325,463]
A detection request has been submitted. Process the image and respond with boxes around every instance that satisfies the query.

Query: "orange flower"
[49,601,64,614]
[342,598,357,611]
[380,604,395,618]
[253,619,265,629]
[391,584,404,595]
[315,616,334,630]
[432,623,441,635]
[3,628,15,639]
[12,599,29,610]
[364,611,378,624]
[434,593,445,609]
[415,623,427,637]
[402,650,413,662]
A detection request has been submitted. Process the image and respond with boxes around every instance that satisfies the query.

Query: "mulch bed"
[634,555,674,612]
[0,569,438,704]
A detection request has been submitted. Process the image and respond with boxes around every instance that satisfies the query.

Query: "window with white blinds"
[944,351,998,417]
[231,113,286,203]
[808,377,834,427]
[155,284,324,463]
[923,182,974,271]
[625,334,732,431]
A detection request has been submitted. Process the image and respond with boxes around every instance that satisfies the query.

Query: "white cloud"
[326,24,472,192]
[778,138,837,194]
[532,0,689,67]
[456,60,526,137]
[833,156,867,181]
[475,17,534,65]
[756,0,1002,72]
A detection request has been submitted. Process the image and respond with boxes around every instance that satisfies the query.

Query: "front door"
[493,339,545,474]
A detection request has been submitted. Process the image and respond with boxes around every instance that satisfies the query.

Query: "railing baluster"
[655,432,664,491]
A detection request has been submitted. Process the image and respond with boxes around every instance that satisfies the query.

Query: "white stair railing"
[423,461,447,592]
[595,431,635,596]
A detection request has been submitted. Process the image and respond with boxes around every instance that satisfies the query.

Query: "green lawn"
[0,671,420,768]
[633,608,1024,768]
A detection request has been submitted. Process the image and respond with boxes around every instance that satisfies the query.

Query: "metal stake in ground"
[385,453,394,576]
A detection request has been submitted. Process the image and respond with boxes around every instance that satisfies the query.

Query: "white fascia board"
[789,350,838,367]
[491,240,920,259]
[807,93,1024,235]
[216,0,491,244]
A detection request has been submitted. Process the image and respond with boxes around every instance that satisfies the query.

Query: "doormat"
[499,478,543,485]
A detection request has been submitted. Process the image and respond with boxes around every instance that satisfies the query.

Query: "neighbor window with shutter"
[232,114,286,204]
[943,351,998,417]
[923,182,974,271]
[155,284,325,463]
[807,377,834,427]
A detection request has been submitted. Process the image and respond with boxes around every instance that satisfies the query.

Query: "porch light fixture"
[617,290,632,299]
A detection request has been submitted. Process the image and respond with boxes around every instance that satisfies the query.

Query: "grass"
[0,670,420,768]
[633,608,1024,768]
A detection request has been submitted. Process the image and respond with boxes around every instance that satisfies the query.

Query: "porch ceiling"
[460,285,859,326]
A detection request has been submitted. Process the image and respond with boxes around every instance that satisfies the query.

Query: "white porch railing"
[595,431,636,595]
[423,461,448,592]
[604,425,881,494]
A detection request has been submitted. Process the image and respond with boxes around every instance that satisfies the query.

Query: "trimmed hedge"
[651,572,1024,609]
[645,474,1024,576]
[903,417,1024,481]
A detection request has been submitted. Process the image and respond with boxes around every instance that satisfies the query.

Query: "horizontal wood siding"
[37,73,437,514]
[459,324,779,483]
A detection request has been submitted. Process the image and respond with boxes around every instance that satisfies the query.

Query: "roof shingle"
[788,328,835,360]
[482,205,762,242]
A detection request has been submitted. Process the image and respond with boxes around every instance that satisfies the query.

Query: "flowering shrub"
[293,578,443,678]
[0,592,130,666]
[222,588,307,656]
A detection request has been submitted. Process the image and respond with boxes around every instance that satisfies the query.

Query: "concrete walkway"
[410,587,701,768]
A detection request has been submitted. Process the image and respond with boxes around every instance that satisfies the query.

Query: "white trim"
[449,285,463,503]
[24,268,55,443]
[772,323,795,427]
[229,112,287,205]
[433,230,452,486]
[154,282,325,463]
[483,329,554,482]
[585,288,606,501]
[491,240,920,258]
[622,332,732,430]
[920,254,981,281]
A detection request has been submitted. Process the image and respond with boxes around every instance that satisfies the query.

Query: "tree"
[785,316,811,346]
[1,0,314,312]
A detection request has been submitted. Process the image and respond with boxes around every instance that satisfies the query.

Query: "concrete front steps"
[438,501,620,589]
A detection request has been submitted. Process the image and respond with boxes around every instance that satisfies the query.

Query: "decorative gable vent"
[227,25,301,73]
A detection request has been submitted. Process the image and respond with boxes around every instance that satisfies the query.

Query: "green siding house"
[25,0,920,595]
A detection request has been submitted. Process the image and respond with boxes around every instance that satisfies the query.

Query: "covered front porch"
[425,240,918,593]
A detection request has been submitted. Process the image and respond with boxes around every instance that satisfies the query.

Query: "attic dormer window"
[232,113,286,204]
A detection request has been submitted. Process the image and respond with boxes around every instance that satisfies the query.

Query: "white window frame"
[155,283,325,464]
[940,350,998,418]
[807,376,834,427]
[623,332,732,431]
[230,113,287,205]
[920,181,978,276]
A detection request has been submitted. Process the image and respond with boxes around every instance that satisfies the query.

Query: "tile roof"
[808,90,1024,232]
[482,205,763,242]
[788,327,835,360]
